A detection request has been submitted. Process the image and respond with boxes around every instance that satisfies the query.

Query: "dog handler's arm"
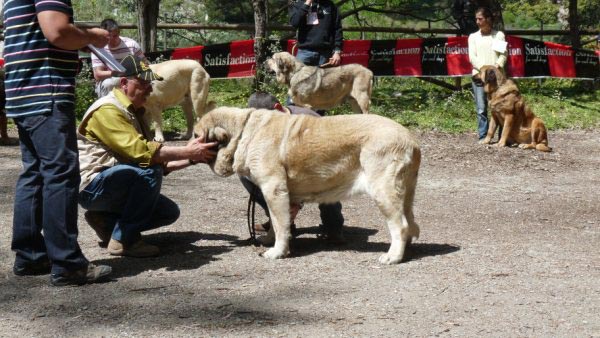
[332,4,343,66]
[37,10,109,50]
[467,33,482,73]
[152,137,217,168]
[93,65,113,82]
[494,31,507,69]
[289,0,312,28]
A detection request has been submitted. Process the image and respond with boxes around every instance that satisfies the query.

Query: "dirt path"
[0,129,598,337]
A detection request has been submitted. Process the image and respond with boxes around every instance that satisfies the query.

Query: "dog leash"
[246,186,259,245]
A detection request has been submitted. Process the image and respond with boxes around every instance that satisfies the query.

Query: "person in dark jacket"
[289,0,343,67]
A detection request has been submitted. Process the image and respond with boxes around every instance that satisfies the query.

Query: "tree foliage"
[69,0,598,50]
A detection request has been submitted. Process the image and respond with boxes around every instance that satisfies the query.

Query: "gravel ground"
[0,128,598,337]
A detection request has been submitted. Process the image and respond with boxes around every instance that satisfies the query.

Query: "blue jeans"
[79,164,179,244]
[472,81,488,140]
[296,48,332,67]
[12,102,88,275]
[240,176,343,233]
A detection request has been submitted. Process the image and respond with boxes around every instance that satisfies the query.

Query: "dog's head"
[265,52,299,85]
[479,65,506,93]
[194,107,253,177]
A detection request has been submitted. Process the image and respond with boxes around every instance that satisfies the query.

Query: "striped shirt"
[3,0,78,118]
[90,36,145,69]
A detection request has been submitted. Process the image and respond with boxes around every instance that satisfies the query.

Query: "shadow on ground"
[227,225,460,262]
[92,231,238,279]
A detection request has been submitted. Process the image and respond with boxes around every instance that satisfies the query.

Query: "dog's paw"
[262,247,288,260]
[478,139,491,145]
[378,253,403,265]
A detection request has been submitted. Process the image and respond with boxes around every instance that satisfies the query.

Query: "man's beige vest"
[77,91,148,190]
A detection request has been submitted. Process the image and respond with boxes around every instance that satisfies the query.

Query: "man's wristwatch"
[189,159,198,165]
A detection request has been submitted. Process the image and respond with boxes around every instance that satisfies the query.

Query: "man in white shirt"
[91,19,148,97]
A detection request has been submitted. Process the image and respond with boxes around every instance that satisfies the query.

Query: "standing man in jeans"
[288,0,345,242]
[4,0,112,286]
[289,0,343,75]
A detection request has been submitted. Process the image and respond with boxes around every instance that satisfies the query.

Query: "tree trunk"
[137,0,160,53]
[568,0,580,48]
[252,0,268,91]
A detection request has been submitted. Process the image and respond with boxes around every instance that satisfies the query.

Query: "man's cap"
[118,55,163,81]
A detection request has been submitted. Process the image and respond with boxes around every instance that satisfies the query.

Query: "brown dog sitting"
[479,65,551,152]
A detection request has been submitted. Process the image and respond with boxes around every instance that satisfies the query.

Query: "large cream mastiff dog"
[266,52,373,114]
[145,59,210,142]
[195,107,421,264]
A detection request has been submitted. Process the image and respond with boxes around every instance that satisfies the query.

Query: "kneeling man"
[77,55,216,257]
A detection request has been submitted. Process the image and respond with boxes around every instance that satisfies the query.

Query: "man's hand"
[320,52,342,68]
[87,28,110,48]
[304,0,313,5]
[186,137,218,164]
[330,52,342,66]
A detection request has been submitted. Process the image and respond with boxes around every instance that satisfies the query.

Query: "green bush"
[75,62,96,121]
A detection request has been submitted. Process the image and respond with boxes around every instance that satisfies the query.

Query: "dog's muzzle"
[485,69,497,84]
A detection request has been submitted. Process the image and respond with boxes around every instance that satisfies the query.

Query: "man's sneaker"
[50,264,112,286]
[107,239,160,257]
[84,211,114,246]
[13,260,51,276]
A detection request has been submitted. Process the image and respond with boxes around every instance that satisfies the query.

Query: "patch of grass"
[87,76,600,134]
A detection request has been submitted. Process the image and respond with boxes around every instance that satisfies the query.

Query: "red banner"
[168,37,598,80]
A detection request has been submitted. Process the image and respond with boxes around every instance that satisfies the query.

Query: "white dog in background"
[145,59,210,142]
[266,51,373,114]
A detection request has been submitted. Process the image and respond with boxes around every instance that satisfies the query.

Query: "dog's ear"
[277,55,291,74]
[494,68,506,84]
[485,68,497,84]
[210,126,229,144]
[205,100,217,113]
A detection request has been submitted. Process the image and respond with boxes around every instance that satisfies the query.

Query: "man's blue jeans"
[240,176,343,234]
[12,102,88,275]
[296,48,332,67]
[472,81,489,140]
[79,164,180,245]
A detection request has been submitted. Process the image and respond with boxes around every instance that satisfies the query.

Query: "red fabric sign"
[446,36,470,76]
[171,45,204,63]
[394,39,422,76]
[340,39,371,66]
[545,41,576,78]
[506,36,525,77]
[228,40,255,78]
[163,38,599,79]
